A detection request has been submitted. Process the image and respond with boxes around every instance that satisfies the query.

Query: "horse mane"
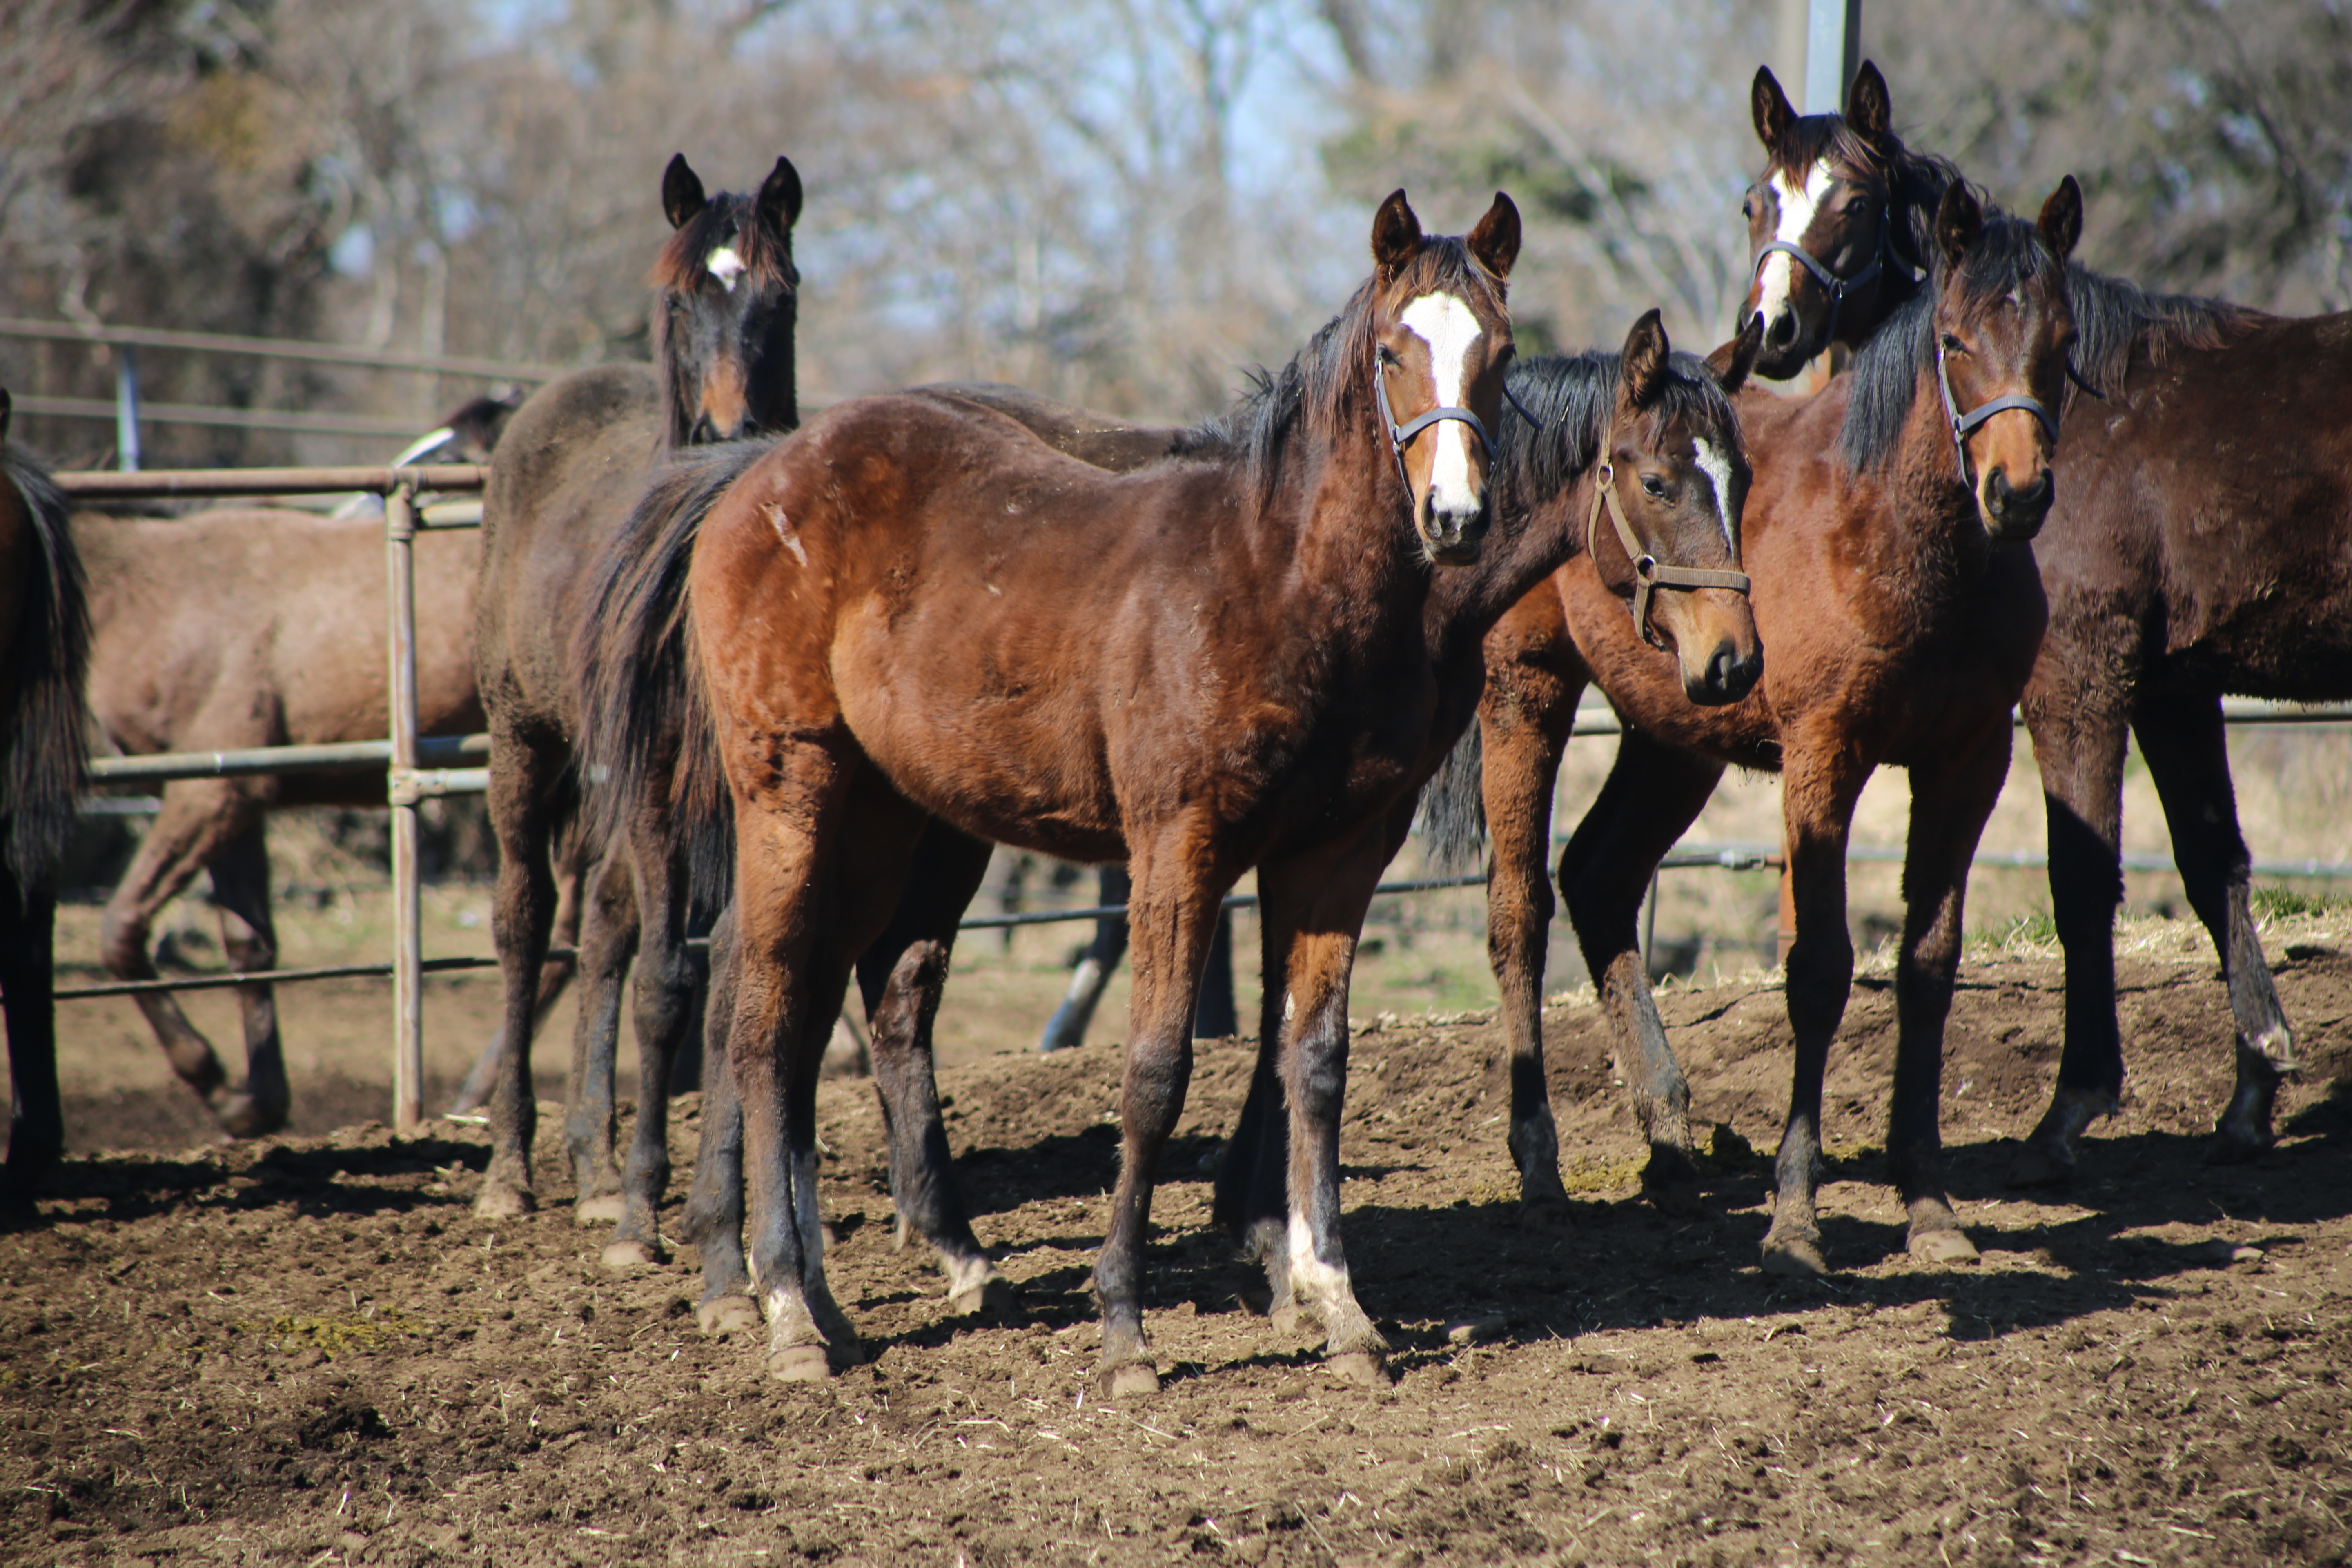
[1179,236,1507,511]
[1768,114,1962,287]
[2063,265,2261,414]
[1838,201,2063,472]
[1492,349,1745,510]
[0,443,92,887]
[648,190,800,456]
[575,437,773,905]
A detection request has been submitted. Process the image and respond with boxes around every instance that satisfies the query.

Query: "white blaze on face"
[1754,160,1834,329]
[1398,292,1485,519]
[1692,439,1738,553]
[707,245,747,294]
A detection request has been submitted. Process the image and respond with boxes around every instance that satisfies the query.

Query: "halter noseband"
[1586,420,1753,651]
[1933,338,2060,488]
[1374,358,1497,501]
[1749,200,1891,344]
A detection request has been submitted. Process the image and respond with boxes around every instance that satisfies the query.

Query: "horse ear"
[1935,180,1983,269]
[758,155,803,234]
[1846,61,1893,153]
[1621,309,1670,407]
[1752,66,1796,152]
[662,154,706,231]
[1704,313,1764,396]
[1371,189,1422,279]
[2038,175,2083,265]
[1467,192,1520,282]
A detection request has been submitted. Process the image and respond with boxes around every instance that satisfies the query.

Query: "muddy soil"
[4,929,2349,1567]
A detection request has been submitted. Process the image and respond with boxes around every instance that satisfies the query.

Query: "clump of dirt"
[3,939,2348,1564]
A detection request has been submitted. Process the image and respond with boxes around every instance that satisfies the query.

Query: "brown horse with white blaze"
[1456,180,2081,1270]
[588,192,1523,1392]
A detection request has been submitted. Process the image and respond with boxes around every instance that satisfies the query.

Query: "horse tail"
[0,445,91,889]
[575,438,770,911]
[1416,720,1487,875]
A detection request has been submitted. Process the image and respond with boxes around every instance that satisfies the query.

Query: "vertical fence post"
[385,474,425,1131]
[114,346,142,472]
[1804,0,1860,115]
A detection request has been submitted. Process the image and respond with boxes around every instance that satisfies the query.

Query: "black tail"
[1415,721,1487,874]
[1,444,91,889]
[574,438,771,910]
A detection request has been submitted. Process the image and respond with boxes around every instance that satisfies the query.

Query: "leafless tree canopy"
[3,0,2343,466]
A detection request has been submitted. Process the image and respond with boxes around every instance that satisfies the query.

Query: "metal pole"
[1641,869,1660,972]
[1804,0,1860,115]
[385,476,425,1131]
[114,347,141,472]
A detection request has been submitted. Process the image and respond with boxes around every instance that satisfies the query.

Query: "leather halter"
[1933,338,2059,488]
[1585,420,1753,650]
[1750,199,1891,343]
[1374,357,1497,500]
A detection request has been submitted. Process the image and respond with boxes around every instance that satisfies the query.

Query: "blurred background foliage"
[2,0,2346,467]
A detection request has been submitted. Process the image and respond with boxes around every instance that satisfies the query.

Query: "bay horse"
[0,390,92,1212]
[1740,65,2352,1180]
[1456,180,2080,1272]
[584,192,1532,1390]
[470,152,802,1264]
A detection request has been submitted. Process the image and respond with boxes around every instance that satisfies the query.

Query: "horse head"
[1740,61,1914,378]
[652,152,803,448]
[1592,310,1765,704]
[1927,177,2080,541]
[1367,189,1520,565]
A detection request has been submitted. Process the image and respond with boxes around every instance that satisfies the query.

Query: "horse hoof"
[1097,1361,1160,1399]
[600,1237,666,1273]
[2007,1139,2075,1188]
[474,1182,535,1220]
[697,1295,762,1337]
[1907,1228,1979,1266]
[574,1194,625,1225]
[948,1276,1017,1320]
[1760,1235,1828,1277]
[1325,1351,1388,1388]
[767,1345,835,1383]
[1643,1176,1703,1218]
[1270,1304,1311,1339]
[215,1091,288,1141]
[1516,1176,1574,1228]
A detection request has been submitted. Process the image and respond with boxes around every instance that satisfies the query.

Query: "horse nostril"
[1765,311,1797,350]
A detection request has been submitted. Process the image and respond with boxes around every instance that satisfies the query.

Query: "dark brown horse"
[0,390,92,1212]
[1458,180,2080,1272]
[585,192,1533,1391]
[471,153,802,1264]
[1741,65,2352,1180]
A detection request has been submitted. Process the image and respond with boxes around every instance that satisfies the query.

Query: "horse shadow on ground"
[15,1134,489,1227]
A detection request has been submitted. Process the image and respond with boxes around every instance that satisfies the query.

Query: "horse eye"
[1741,198,1754,220]
[1377,345,1400,368]
[1940,333,1965,354]
[1640,475,1668,499]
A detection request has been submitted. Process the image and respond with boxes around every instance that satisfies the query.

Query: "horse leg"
[1212,889,1303,1314]
[602,816,703,1270]
[853,821,1009,1315]
[2014,681,2134,1184]
[1760,743,1868,1276]
[2133,688,2295,1162]
[679,900,758,1336]
[1093,825,1225,1398]
[100,779,275,1135]
[1041,866,1129,1053]
[564,848,635,1226]
[479,726,566,1217]
[452,836,582,1116]
[1477,590,1587,1218]
[0,866,62,1215]
[1557,728,1726,1214]
[1889,725,2012,1265]
[204,822,290,1136]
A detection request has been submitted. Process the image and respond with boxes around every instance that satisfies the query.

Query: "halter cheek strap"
[1374,360,1497,500]
[1585,420,1753,651]
[1934,339,2060,488]
[1749,203,1890,343]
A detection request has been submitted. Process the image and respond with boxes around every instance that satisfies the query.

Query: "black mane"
[2064,265,2259,410]
[0,443,92,885]
[1492,349,1743,513]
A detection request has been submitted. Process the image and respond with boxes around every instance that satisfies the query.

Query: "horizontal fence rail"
[0,317,558,382]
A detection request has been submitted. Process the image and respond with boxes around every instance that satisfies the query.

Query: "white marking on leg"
[707,245,746,293]
[1753,160,1834,332]
[763,501,808,566]
[1399,292,1485,521]
[1692,439,1738,552]
[1285,1208,1351,1305]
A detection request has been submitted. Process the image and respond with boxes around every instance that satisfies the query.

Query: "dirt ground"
[6,905,2350,1568]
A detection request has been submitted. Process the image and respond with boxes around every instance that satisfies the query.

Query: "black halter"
[1933,338,2060,488]
[1374,359,1497,500]
[1749,200,1892,344]
[1585,419,1753,651]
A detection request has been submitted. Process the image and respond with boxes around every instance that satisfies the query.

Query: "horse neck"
[1271,407,1439,655]
[1835,270,1927,359]
[1423,468,1592,666]
[1855,369,1998,590]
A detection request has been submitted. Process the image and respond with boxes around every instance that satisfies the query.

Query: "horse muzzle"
[1683,636,1763,706]
[1418,492,1489,566]
[1981,466,2054,542]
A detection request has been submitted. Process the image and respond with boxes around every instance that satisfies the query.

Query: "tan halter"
[1586,421,1754,650]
